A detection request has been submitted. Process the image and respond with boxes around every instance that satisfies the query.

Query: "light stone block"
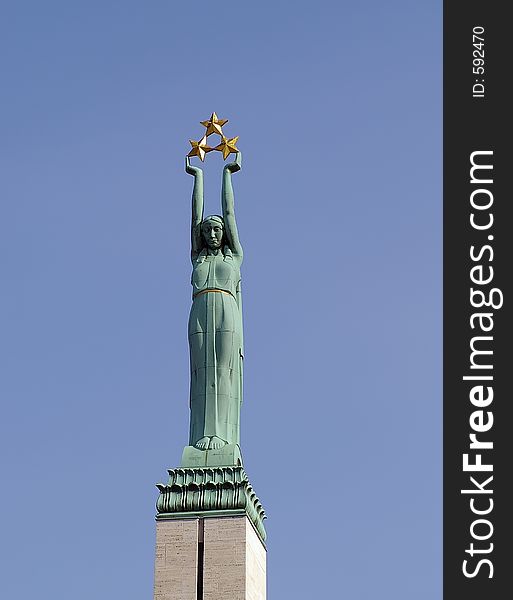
[245,518,266,600]
[154,519,198,600]
[203,516,266,600]
[154,515,266,600]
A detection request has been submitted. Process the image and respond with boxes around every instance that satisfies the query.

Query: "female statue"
[185,152,243,451]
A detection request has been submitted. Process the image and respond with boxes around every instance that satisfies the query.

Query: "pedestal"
[153,465,267,600]
[154,515,266,600]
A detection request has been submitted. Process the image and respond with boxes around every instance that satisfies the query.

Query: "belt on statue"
[193,288,234,299]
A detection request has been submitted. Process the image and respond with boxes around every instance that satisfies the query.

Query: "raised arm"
[221,152,243,256]
[186,156,204,256]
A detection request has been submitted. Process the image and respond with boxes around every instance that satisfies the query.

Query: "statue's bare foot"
[195,436,210,450]
[208,436,226,450]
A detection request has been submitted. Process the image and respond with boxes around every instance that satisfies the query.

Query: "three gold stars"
[187,112,239,161]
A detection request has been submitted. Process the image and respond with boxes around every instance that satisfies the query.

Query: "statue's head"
[201,215,224,250]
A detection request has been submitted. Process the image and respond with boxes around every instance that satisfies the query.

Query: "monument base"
[154,464,266,599]
[154,514,266,600]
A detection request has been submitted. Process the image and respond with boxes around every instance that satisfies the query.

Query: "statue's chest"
[192,255,238,291]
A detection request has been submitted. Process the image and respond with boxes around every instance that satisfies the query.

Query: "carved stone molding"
[156,466,266,542]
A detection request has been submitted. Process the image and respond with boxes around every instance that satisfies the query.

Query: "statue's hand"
[224,152,242,174]
[185,156,202,177]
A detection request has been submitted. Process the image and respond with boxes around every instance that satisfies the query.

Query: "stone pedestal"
[154,465,266,600]
[153,515,266,600]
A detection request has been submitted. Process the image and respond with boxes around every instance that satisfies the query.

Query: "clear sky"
[0,1,441,598]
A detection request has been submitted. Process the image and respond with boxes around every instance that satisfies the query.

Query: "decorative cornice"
[156,466,266,542]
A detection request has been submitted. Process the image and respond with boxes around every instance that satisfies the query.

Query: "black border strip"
[444,2,511,597]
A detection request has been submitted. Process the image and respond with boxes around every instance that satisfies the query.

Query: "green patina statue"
[185,152,244,452]
[155,120,265,541]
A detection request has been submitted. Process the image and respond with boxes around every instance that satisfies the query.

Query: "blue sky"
[0,1,441,598]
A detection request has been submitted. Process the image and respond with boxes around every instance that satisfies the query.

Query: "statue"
[154,115,266,544]
[184,113,244,453]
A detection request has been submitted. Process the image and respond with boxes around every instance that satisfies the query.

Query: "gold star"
[187,135,212,162]
[214,135,239,160]
[200,112,228,137]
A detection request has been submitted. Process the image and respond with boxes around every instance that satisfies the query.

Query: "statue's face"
[202,220,223,250]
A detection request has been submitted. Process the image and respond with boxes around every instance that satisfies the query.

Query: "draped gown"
[188,245,243,446]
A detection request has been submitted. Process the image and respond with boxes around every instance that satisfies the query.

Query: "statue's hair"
[202,215,224,227]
